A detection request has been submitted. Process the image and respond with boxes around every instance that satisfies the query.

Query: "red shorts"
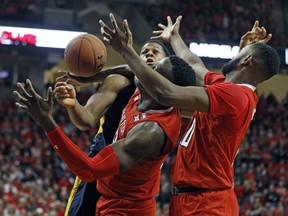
[96,196,156,216]
[169,188,239,216]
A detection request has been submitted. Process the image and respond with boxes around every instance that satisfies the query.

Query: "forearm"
[170,34,197,62]
[46,127,120,182]
[103,64,134,81]
[121,48,174,105]
[170,34,207,86]
[170,34,204,66]
[83,64,134,82]
[66,100,99,131]
[38,115,58,132]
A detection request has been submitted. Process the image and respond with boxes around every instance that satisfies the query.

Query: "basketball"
[64,34,107,77]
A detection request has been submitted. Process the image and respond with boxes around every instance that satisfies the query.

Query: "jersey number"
[180,118,196,147]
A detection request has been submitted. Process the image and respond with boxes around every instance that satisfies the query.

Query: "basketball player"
[99,13,280,215]
[14,54,196,215]
[54,39,176,216]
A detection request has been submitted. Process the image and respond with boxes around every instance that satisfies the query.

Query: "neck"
[137,90,168,112]
[224,70,258,86]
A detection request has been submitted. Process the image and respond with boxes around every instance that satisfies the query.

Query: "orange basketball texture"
[64,34,107,77]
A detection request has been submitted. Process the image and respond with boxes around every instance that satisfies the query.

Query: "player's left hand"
[56,70,91,87]
[239,20,272,50]
[13,79,54,126]
[151,15,182,42]
[99,13,133,55]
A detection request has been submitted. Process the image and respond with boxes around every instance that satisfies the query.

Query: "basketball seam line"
[78,35,86,76]
[86,37,97,73]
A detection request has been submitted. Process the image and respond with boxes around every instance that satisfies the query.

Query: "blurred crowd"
[0,90,96,215]
[0,0,42,24]
[0,86,287,215]
[0,0,287,47]
[0,0,73,25]
[141,0,286,46]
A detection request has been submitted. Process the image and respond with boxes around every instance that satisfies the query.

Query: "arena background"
[0,0,287,215]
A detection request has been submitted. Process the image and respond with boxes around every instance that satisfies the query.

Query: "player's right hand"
[54,82,76,107]
[56,70,90,88]
[151,15,182,42]
[99,13,133,55]
[239,20,272,51]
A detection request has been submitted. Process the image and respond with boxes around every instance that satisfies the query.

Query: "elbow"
[77,126,89,131]
[77,121,99,131]
[154,89,175,107]
[76,124,91,131]
[67,163,96,182]
[157,94,173,107]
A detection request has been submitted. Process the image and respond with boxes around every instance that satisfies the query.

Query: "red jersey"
[97,90,181,200]
[171,72,258,189]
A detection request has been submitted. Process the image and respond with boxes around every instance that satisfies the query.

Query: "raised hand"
[13,79,55,130]
[239,20,272,50]
[151,15,182,42]
[99,13,133,55]
[54,82,76,107]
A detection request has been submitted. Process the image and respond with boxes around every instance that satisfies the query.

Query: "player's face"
[140,42,167,69]
[221,57,241,76]
[222,45,251,76]
[134,57,172,88]
[154,57,173,80]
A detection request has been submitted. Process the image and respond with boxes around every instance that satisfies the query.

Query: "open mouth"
[146,58,156,69]
[147,62,156,69]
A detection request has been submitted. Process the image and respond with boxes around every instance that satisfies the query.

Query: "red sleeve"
[46,127,120,182]
[206,82,249,116]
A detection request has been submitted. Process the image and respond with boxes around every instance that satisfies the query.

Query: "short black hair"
[147,39,175,56]
[169,55,196,86]
[251,43,280,79]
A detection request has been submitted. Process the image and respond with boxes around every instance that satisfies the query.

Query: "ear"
[241,54,252,66]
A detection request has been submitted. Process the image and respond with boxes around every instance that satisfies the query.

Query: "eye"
[140,49,147,55]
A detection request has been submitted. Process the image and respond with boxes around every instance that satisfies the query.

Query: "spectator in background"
[141,0,281,46]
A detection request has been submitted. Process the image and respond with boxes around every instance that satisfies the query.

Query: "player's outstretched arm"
[11,80,135,180]
[99,13,210,112]
[56,64,134,86]
[45,121,166,182]
[151,15,208,86]
[111,121,166,171]
[14,81,165,181]
[239,20,272,51]
[54,81,95,131]
[55,74,132,131]
[14,79,57,132]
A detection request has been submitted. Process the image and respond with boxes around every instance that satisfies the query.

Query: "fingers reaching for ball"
[99,13,134,54]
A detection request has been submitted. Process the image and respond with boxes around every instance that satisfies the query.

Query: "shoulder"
[100,74,133,92]
[127,121,164,139]
[207,83,253,115]
[124,121,166,157]
[207,82,248,102]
